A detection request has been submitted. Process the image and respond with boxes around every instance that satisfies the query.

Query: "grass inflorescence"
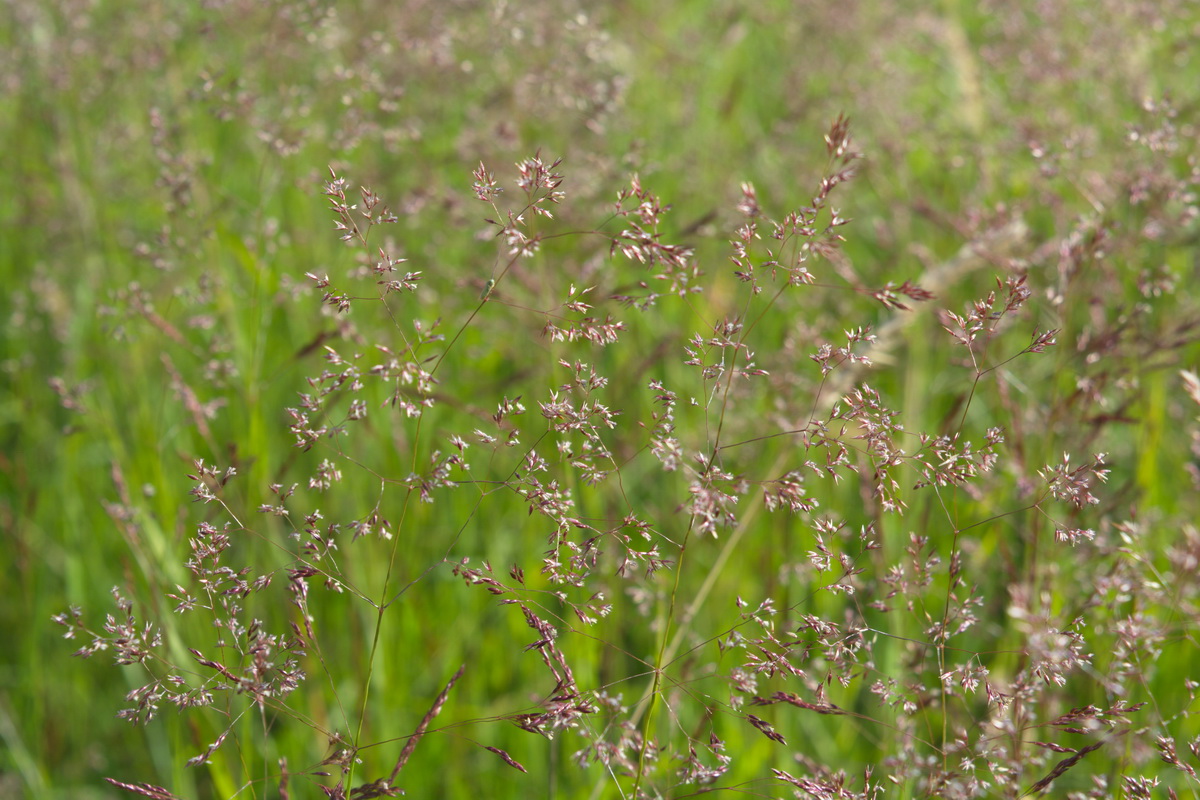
[4,1,1199,799]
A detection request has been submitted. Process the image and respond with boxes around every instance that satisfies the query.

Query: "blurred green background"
[3,0,1199,797]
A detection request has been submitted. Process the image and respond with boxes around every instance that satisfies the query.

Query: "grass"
[4,1,1200,798]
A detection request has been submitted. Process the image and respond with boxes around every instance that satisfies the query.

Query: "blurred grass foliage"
[3,0,1199,798]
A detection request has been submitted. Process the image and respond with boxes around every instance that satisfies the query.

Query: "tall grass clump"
[5,0,1198,798]
[53,106,1200,798]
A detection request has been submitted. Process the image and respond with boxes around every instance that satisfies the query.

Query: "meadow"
[3,1,1200,798]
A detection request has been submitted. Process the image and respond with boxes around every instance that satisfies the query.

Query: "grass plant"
[4,1,1200,798]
